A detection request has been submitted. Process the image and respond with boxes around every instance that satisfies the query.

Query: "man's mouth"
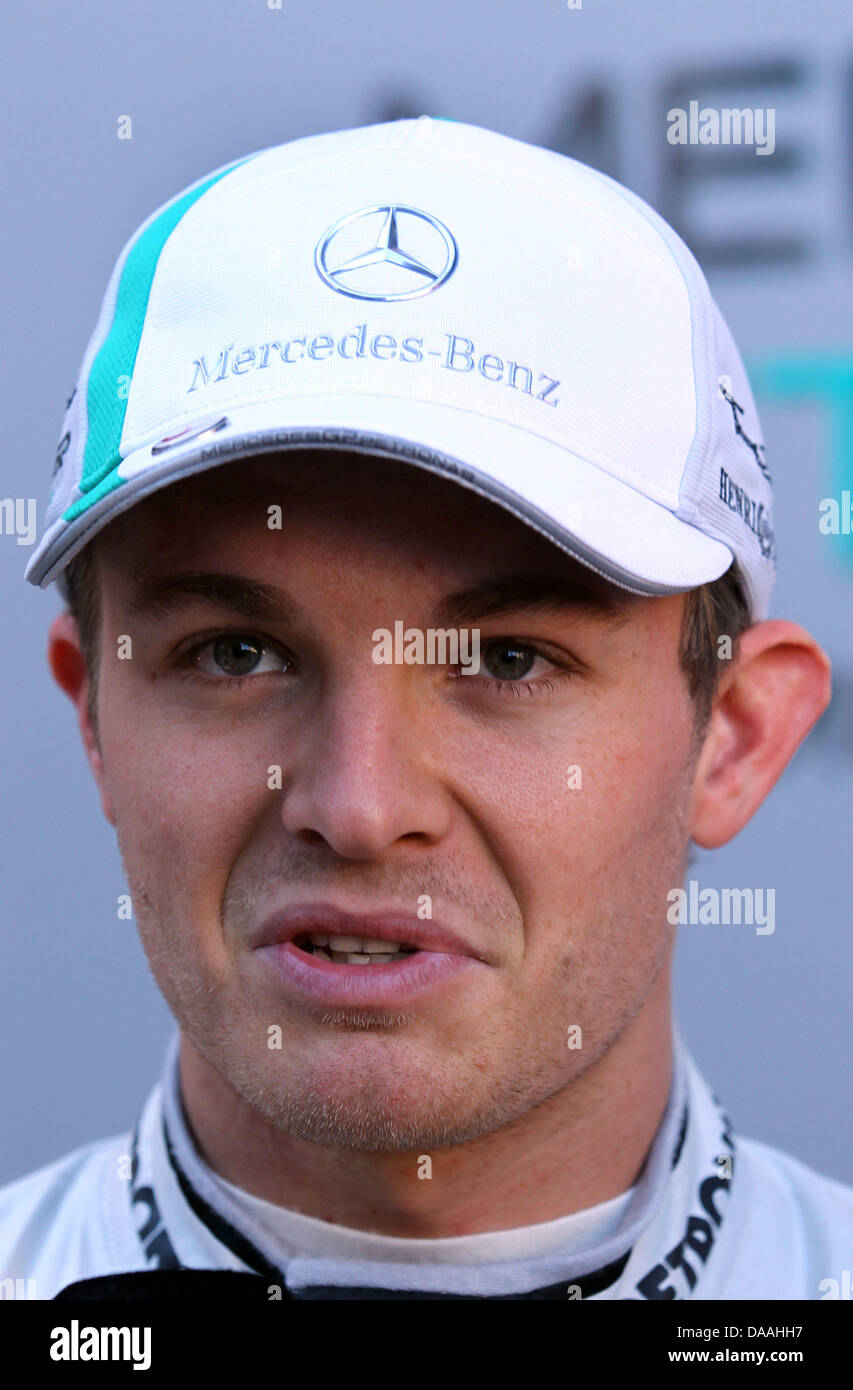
[253,905,484,1006]
[294,932,420,965]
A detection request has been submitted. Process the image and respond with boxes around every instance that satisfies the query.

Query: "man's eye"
[480,641,543,681]
[189,635,290,679]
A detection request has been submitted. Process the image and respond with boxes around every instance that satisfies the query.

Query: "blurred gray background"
[2,0,851,1185]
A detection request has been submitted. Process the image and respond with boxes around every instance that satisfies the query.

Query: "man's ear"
[690,619,831,848]
[47,611,116,827]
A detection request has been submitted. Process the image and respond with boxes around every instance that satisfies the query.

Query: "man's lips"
[251,902,487,1007]
[251,903,484,960]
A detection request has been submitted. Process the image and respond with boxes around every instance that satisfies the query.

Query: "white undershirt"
[207,1165,637,1267]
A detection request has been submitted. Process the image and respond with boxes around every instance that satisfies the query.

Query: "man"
[2,117,849,1301]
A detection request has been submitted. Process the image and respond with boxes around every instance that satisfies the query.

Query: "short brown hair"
[58,536,752,747]
[57,540,102,734]
[680,558,752,746]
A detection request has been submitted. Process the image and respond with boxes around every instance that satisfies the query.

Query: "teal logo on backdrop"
[749,353,853,566]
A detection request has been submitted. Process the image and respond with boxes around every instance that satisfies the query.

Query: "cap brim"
[27,394,734,595]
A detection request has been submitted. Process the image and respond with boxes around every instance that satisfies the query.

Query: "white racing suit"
[1,1029,851,1300]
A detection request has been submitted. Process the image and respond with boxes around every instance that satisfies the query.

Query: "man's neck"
[177,992,673,1238]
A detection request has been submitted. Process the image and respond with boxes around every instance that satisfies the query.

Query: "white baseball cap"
[25,116,776,617]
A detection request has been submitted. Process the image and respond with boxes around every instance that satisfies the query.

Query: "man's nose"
[277,670,453,860]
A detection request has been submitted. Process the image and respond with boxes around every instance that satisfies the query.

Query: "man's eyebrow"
[124,568,633,630]
[125,572,300,625]
[431,571,634,629]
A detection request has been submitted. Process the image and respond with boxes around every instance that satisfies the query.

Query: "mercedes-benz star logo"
[314,204,458,301]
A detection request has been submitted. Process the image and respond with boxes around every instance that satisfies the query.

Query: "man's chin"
[262,1101,462,1152]
[230,1048,505,1152]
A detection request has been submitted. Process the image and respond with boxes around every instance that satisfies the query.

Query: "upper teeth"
[307,933,405,954]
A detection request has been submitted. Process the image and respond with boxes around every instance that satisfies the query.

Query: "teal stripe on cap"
[63,155,254,524]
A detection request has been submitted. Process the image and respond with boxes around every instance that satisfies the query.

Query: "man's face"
[90,450,696,1150]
